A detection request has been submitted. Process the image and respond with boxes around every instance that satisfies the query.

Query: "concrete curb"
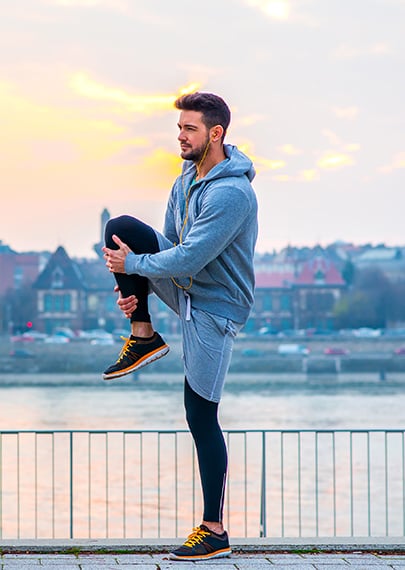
[0,537,404,554]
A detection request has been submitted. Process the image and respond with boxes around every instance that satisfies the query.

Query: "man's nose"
[178,130,186,141]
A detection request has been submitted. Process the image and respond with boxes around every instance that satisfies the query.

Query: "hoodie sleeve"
[162,189,179,245]
[125,183,252,278]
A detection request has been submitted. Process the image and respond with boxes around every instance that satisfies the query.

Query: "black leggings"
[104,215,159,323]
[106,215,228,522]
[184,378,227,523]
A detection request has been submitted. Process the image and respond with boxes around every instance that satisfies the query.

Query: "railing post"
[259,431,267,537]
[69,431,73,539]
[0,433,2,539]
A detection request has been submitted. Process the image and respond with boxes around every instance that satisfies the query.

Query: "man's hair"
[174,92,231,138]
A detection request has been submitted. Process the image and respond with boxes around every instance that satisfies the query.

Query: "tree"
[1,284,37,334]
[333,268,393,329]
[341,260,355,287]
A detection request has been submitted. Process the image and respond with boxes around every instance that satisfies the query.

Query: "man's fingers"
[112,234,124,248]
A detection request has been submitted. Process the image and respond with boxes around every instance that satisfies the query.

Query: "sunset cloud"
[47,0,128,8]
[322,129,341,146]
[245,0,290,20]
[135,149,182,194]
[70,74,201,113]
[317,152,354,170]
[278,143,302,155]
[299,169,320,181]
[332,106,359,120]
[238,143,286,172]
[379,151,405,174]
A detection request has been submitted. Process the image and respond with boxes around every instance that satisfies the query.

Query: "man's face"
[177,110,210,162]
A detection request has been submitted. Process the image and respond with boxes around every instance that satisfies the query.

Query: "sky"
[1,0,404,258]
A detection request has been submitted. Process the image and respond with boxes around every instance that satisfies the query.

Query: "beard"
[180,136,210,163]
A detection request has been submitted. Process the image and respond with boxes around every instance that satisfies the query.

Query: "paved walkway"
[2,551,405,568]
[1,539,405,569]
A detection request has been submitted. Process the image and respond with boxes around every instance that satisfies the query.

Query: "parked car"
[277,344,309,356]
[352,328,381,337]
[11,330,47,342]
[324,347,350,356]
[78,329,113,341]
[90,337,115,346]
[394,346,405,356]
[11,333,36,342]
[44,335,70,344]
[9,349,35,358]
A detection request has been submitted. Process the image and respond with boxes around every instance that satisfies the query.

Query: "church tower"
[93,208,111,258]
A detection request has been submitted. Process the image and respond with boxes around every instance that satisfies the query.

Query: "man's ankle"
[202,521,224,535]
[130,323,154,338]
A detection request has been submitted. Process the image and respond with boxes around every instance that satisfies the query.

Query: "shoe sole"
[102,345,170,380]
[168,547,231,561]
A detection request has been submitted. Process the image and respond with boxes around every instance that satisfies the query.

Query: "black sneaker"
[169,525,231,561]
[103,332,169,380]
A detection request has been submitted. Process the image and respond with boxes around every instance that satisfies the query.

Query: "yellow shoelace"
[183,527,210,547]
[116,336,136,363]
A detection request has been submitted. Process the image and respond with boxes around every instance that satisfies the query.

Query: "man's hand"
[114,285,138,318]
[102,234,130,274]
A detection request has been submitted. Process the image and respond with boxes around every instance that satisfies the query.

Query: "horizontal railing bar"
[0,428,404,435]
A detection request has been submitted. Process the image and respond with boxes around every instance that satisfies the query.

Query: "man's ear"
[210,125,224,142]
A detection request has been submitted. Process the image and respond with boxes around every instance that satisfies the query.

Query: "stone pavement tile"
[40,555,81,565]
[76,555,118,564]
[112,554,156,564]
[264,554,307,563]
[78,564,119,570]
[157,557,237,569]
[343,555,391,565]
[1,554,41,564]
[314,564,392,570]
[381,558,405,565]
[253,566,315,570]
[227,555,273,566]
[300,554,349,564]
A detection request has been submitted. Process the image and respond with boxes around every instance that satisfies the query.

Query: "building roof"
[33,246,85,289]
[356,247,402,263]
[295,257,345,285]
[255,255,345,289]
[78,258,116,290]
[255,271,295,288]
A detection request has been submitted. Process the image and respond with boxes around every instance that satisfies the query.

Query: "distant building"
[354,246,405,283]
[33,246,119,333]
[32,244,180,335]
[0,240,47,295]
[249,249,346,332]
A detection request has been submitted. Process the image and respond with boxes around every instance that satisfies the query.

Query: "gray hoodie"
[125,144,258,325]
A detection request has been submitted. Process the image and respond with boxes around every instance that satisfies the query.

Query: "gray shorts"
[149,231,241,403]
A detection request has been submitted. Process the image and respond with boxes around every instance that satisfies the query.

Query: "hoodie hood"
[181,144,256,183]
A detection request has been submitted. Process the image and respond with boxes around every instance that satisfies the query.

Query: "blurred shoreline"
[1,334,405,377]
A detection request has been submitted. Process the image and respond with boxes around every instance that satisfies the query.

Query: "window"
[14,267,24,289]
[43,293,72,313]
[51,268,64,288]
[44,294,53,312]
[263,294,273,311]
[280,294,291,310]
[63,294,71,312]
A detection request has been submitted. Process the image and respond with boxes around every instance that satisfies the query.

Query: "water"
[1,373,404,539]
[0,372,404,430]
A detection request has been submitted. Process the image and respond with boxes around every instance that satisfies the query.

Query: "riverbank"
[1,335,405,376]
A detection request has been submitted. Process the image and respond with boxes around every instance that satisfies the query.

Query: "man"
[102,92,258,560]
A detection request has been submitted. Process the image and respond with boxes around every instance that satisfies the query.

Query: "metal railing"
[0,429,404,539]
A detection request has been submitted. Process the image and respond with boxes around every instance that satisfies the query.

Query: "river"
[0,372,404,430]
